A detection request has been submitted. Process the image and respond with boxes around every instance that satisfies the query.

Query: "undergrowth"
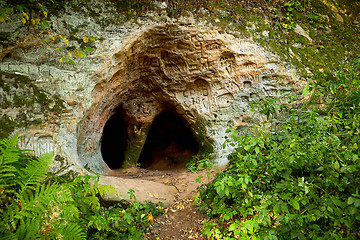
[0,137,164,239]
[195,59,360,239]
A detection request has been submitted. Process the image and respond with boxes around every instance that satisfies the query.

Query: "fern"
[15,218,42,240]
[0,136,87,239]
[17,151,53,195]
[0,233,17,240]
[0,136,127,239]
[0,137,24,189]
[61,223,87,240]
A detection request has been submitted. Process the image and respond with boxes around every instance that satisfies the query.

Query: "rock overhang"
[0,21,304,177]
[75,24,302,175]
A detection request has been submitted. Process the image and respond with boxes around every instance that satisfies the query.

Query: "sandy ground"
[116,167,223,239]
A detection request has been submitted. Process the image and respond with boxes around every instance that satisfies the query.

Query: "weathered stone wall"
[0,1,304,176]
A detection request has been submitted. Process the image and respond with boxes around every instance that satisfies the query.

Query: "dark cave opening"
[138,110,199,170]
[100,108,127,169]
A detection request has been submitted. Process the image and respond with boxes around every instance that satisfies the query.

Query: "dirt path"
[118,167,221,239]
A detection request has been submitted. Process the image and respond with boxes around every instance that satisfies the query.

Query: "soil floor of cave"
[118,167,225,240]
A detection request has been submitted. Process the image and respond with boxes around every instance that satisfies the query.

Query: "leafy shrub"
[312,59,360,140]
[186,154,215,173]
[197,59,360,239]
[86,200,164,240]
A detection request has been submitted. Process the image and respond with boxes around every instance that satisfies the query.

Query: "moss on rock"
[0,71,65,138]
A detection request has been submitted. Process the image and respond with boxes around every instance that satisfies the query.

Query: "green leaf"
[274,203,281,215]
[16,5,24,12]
[77,50,85,58]
[244,145,252,151]
[60,57,67,63]
[315,166,324,171]
[354,199,360,208]
[69,59,75,65]
[281,202,289,213]
[274,104,281,111]
[251,158,258,166]
[302,85,312,97]
[340,165,356,173]
[348,197,356,205]
[42,21,50,27]
[291,229,306,240]
[290,139,296,148]
[327,206,333,213]
[348,197,360,207]
[290,198,300,210]
[229,222,239,232]
[85,46,93,53]
[331,197,344,207]
[196,176,203,183]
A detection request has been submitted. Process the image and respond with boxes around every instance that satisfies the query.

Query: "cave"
[76,25,270,175]
[100,108,127,169]
[138,110,199,170]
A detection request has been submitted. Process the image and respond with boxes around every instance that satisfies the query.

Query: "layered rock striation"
[1,21,302,176]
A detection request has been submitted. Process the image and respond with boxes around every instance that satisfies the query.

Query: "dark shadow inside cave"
[100,108,127,169]
[138,110,199,170]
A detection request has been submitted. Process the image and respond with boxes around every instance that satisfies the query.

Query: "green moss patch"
[0,71,65,138]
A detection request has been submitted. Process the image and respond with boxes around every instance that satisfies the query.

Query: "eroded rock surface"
[0,3,309,205]
[0,5,306,208]
[76,24,302,174]
[1,22,303,177]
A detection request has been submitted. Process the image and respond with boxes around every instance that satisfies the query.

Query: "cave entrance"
[138,110,199,170]
[100,108,127,170]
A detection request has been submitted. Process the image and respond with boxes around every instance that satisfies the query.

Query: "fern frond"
[61,223,87,240]
[0,232,17,240]
[98,184,117,197]
[0,137,22,166]
[0,137,91,238]
[18,151,53,194]
[0,137,22,188]
[16,182,58,218]
[15,218,42,240]
[61,201,81,219]
[0,200,19,232]
[11,181,84,238]
[15,181,76,219]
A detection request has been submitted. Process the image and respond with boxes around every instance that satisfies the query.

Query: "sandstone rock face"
[77,24,301,174]
[1,20,302,176]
